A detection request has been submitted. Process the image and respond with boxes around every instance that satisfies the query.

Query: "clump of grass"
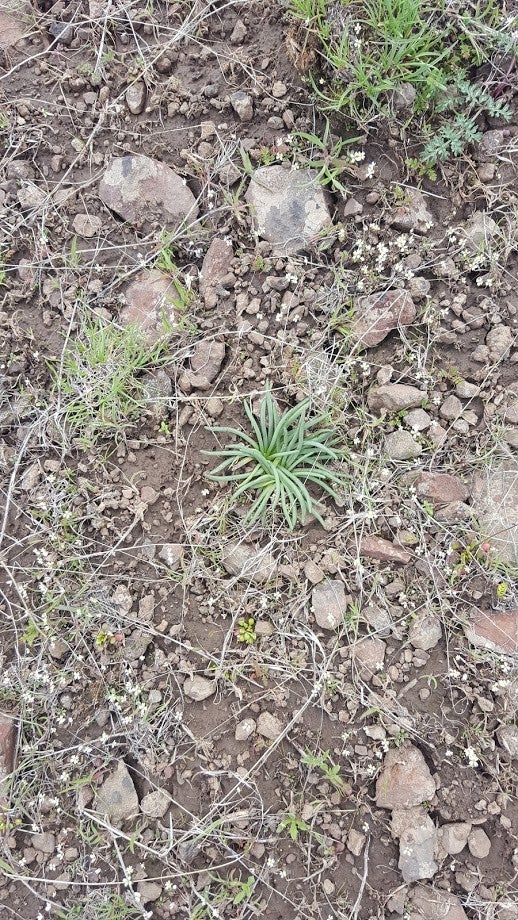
[52,316,169,448]
[205,384,347,529]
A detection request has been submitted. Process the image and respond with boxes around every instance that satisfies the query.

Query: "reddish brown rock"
[99,155,198,227]
[415,472,470,506]
[465,607,518,656]
[408,885,468,920]
[360,535,411,565]
[121,270,178,341]
[180,339,225,391]
[200,238,234,307]
[368,383,426,412]
[376,745,435,809]
[352,290,416,347]
[0,717,16,805]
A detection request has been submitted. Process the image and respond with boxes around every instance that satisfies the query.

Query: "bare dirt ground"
[0,1,517,919]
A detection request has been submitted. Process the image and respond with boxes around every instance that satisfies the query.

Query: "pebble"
[181,339,225,391]
[360,535,411,564]
[353,637,386,679]
[140,789,171,818]
[353,290,417,347]
[408,609,442,651]
[99,155,198,227]
[184,676,216,702]
[385,429,422,460]
[415,472,470,505]
[95,762,139,824]
[368,384,426,412]
[32,832,56,854]
[346,827,366,856]
[159,543,184,568]
[304,560,325,584]
[257,711,283,740]
[497,724,518,759]
[405,408,431,430]
[439,395,463,420]
[409,885,468,920]
[137,881,163,902]
[121,269,179,342]
[200,237,234,307]
[235,718,256,741]
[472,459,517,564]
[245,165,331,256]
[438,822,471,855]
[230,91,254,122]
[389,189,434,235]
[392,806,438,883]
[363,602,392,637]
[376,745,435,808]
[468,827,491,858]
[72,213,102,237]
[312,578,348,630]
[125,81,147,115]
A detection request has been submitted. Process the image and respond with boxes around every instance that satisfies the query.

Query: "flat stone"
[346,827,366,856]
[312,578,347,630]
[353,290,416,347]
[435,501,473,523]
[497,724,518,758]
[362,603,392,637]
[125,81,147,115]
[376,745,435,809]
[389,189,434,235]
[304,560,325,584]
[159,544,184,568]
[405,408,431,431]
[408,885,468,920]
[472,459,518,564]
[486,324,513,362]
[257,711,283,740]
[200,238,234,307]
[440,395,463,420]
[455,380,480,399]
[184,676,216,702]
[385,430,422,460]
[0,0,28,49]
[438,822,471,856]
[32,832,56,854]
[415,472,470,506]
[353,636,386,679]
[245,165,331,256]
[96,761,139,824]
[360,536,411,565]
[408,609,442,651]
[465,607,518,656]
[392,807,438,883]
[99,155,198,228]
[121,269,179,342]
[368,384,426,412]
[468,827,491,858]
[235,718,256,741]
[392,82,417,111]
[72,213,102,238]
[140,789,171,818]
[185,339,225,390]
[137,881,163,902]
[221,542,277,583]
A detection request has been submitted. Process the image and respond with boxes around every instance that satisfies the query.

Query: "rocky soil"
[0,1,517,919]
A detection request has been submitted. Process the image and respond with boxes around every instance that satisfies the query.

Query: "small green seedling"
[301,750,346,792]
[236,617,256,644]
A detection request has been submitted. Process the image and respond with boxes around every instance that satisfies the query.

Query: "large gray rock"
[392,807,438,883]
[353,290,416,347]
[99,155,198,227]
[96,762,139,824]
[472,458,518,564]
[246,166,331,255]
[312,578,347,630]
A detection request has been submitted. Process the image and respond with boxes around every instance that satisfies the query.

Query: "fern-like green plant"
[205,385,346,529]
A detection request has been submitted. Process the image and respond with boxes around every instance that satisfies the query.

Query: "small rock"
[368,384,426,412]
[230,91,253,122]
[245,165,331,256]
[0,1,27,50]
[99,155,198,228]
[472,459,517,564]
[206,396,224,418]
[389,190,434,235]
[435,501,472,523]
[343,198,363,217]
[353,636,386,679]
[184,676,215,702]
[455,380,479,399]
[360,535,411,565]
[468,827,491,858]
[392,83,417,111]
[477,129,509,161]
[20,463,40,491]
[376,745,435,809]
[159,544,184,568]
[137,881,163,902]
[392,806,438,883]
[353,290,417,348]
[304,560,325,584]
[140,486,159,505]
[200,238,233,307]
[363,603,392,637]
[385,430,422,460]
[48,21,74,44]
[312,579,347,630]
[405,408,431,431]
[497,724,518,758]
[438,822,471,856]
[235,718,256,741]
[140,789,171,818]
[408,885,468,920]
[440,395,463,421]
[122,269,179,342]
[408,610,442,651]
[486,325,513,362]
[465,607,518,656]
[408,276,431,300]
[125,81,147,115]
[72,213,102,238]
[230,19,247,43]
[346,827,366,856]
[257,711,283,740]
[415,472,470,506]
[271,80,287,98]
[96,762,139,824]
[221,542,277,583]
[32,832,56,854]
[460,211,499,256]
[183,339,225,390]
